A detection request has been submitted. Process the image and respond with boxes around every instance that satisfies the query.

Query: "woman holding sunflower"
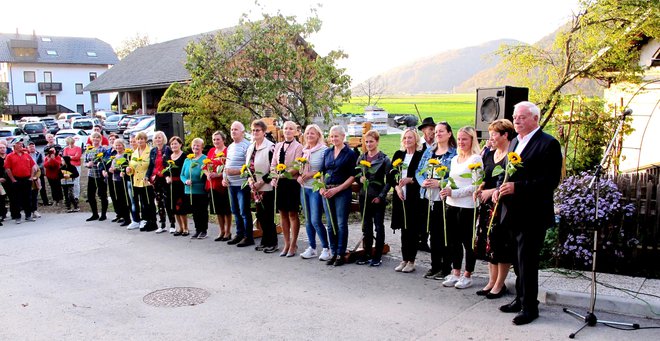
[83,132,109,221]
[439,126,482,289]
[206,131,232,241]
[270,121,303,257]
[415,122,457,280]
[146,131,175,234]
[180,137,208,239]
[355,130,391,267]
[108,138,131,227]
[126,132,157,232]
[166,136,189,236]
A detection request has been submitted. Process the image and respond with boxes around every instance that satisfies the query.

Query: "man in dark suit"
[494,101,562,325]
[417,117,436,252]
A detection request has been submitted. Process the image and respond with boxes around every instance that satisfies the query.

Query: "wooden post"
[361,122,371,153]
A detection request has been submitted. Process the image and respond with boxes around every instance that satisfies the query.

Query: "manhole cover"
[143,287,211,307]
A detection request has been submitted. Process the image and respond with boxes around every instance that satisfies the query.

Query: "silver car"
[103,114,126,133]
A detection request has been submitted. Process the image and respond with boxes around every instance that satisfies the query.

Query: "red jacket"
[204,147,227,192]
[44,155,62,180]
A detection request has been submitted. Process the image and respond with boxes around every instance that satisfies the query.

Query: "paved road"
[1,213,658,340]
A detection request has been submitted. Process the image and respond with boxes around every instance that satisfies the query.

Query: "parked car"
[71,117,102,131]
[39,117,60,134]
[56,113,82,129]
[54,129,89,149]
[117,115,149,133]
[93,110,119,121]
[71,119,95,134]
[22,122,48,145]
[103,114,126,133]
[0,127,30,145]
[123,117,155,141]
[16,116,40,129]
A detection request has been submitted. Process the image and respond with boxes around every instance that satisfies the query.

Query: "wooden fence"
[608,171,659,274]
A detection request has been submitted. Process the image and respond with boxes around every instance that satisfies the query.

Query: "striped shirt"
[225,138,250,186]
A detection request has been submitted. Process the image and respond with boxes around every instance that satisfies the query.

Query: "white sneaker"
[394,261,407,272]
[155,227,167,234]
[319,248,332,261]
[139,220,147,228]
[300,247,317,259]
[169,227,176,233]
[33,211,41,218]
[127,221,140,230]
[442,274,460,287]
[402,262,416,273]
[454,276,473,289]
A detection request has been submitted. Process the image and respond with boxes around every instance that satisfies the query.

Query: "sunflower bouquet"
[390,158,409,230]
[461,162,485,246]
[115,156,129,205]
[185,154,200,204]
[240,163,263,204]
[292,157,308,220]
[418,158,456,246]
[162,159,179,210]
[270,163,293,223]
[355,159,381,231]
[487,152,523,236]
[311,171,336,235]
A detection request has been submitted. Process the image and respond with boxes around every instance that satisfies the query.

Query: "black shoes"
[263,245,279,253]
[111,217,120,222]
[512,310,539,325]
[86,215,99,221]
[99,215,107,221]
[423,269,440,279]
[227,235,243,245]
[356,257,370,265]
[255,244,266,251]
[236,238,255,247]
[486,285,507,299]
[476,288,491,296]
[333,257,345,266]
[326,255,337,265]
[190,231,201,239]
[499,299,522,313]
[120,220,130,227]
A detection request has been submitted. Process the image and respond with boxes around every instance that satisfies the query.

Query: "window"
[76,104,84,113]
[46,50,58,56]
[25,93,37,104]
[86,51,97,57]
[44,71,52,83]
[92,94,98,103]
[89,72,97,81]
[24,71,35,83]
[75,83,83,94]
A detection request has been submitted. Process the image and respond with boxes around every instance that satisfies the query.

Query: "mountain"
[354,39,521,94]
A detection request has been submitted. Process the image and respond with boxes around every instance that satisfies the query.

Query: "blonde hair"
[191,137,204,147]
[135,131,147,140]
[283,121,297,130]
[364,129,380,141]
[457,126,481,157]
[399,128,422,151]
[90,132,102,139]
[304,124,324,147]
[153,131,167,142]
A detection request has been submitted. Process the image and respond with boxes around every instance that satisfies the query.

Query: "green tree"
[115,33,152,60]
[157,82,250,145]
[0,85,7,114]
[498,0,660,127]
[185,10,351,127]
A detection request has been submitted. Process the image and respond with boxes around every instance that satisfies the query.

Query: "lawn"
[340,94,477,157]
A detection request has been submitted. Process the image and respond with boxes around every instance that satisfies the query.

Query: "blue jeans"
[302,187,328,249]
[323,188,351,257]
[229,185,253,241]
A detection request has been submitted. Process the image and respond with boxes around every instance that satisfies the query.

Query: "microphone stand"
[562,112,639,338]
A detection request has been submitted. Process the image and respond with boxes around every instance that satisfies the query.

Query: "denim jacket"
[146,145,172,179]
[356,151,392,201]
[415,145,456,200]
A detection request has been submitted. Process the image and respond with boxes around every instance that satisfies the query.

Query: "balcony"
[38,82,62,92]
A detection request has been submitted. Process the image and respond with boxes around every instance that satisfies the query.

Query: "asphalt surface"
[1,212,658,341]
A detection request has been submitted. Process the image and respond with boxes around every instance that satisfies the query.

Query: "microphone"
[622,108,633,117]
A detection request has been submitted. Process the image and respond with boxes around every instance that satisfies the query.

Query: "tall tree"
[115,33,152,60]
[185,10,351,127]
[354,76,387,107]
[0,85,7,113]
[497,0,660,127]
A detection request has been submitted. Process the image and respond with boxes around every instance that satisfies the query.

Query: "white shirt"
[446,154,483,209]
[514,126,541,155]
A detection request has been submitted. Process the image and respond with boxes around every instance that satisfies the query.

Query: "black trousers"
[428,200,451,275]
[134,186,156,229]
[446,205,477,273]
[62,184,78,209]
[153,176,175,228]
[10,178,33,219]
[256,191,277,247]
[190,193,209,233]
[38,173,49,205]
[47,177,63,202]
[87,176,108,216]
[360,194,386,261]
[511,227,545,313]
[112,179,131,222]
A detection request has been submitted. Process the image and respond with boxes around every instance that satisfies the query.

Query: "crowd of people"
[2,101,561,325]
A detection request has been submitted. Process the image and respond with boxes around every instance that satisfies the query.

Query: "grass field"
[340,94,477,156]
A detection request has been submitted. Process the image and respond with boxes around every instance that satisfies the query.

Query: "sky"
[3,0,580,84]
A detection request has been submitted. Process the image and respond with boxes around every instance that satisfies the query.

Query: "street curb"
[540,288,660,320]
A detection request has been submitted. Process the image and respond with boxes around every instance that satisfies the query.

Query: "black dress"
[474,150,515,264]
[168,153,188,215]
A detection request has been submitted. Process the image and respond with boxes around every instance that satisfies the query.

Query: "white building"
[604,38,660,173]
[0,32,118,119]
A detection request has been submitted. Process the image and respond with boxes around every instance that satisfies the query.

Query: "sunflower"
[86,145,94,151]
[392,158,402,167]
[276,163,287,172]
[240,164,248,175]
[167,160,175,165]
[436,165,448,173]
[187,153,194,159]
[215,151,225,158]
[508,152,522,165]
[428,158,440,166]
[295,157,308,163]
[468,162,482,170]
[203,158,212,165]
[313,172,322,179]
[124,148,133,154]
[110,155,115,160]
[96,152,104,158]
[359,160,372,168]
